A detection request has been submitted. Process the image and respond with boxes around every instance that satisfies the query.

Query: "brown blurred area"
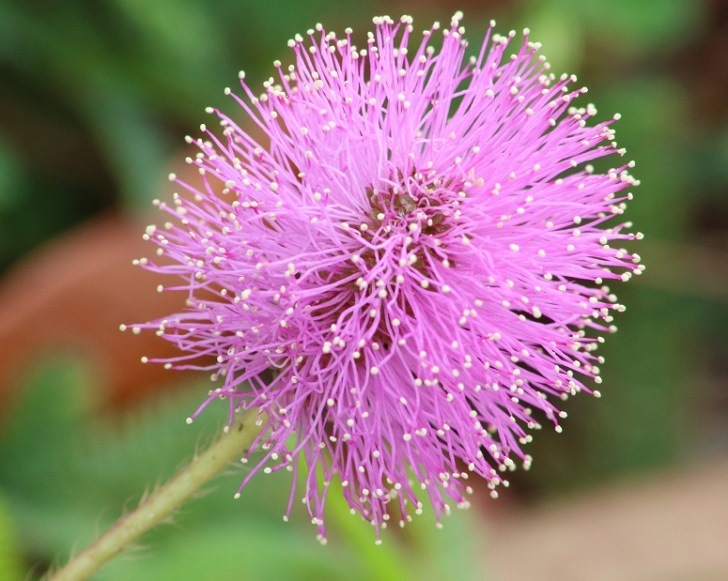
[486,458,728,580]
[0,212,187,418]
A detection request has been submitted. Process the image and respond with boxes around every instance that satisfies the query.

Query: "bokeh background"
[1,0,727,579]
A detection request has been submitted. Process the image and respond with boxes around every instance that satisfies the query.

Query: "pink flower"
[133,13,642,540]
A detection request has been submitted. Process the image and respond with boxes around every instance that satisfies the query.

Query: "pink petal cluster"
[132,13,642,540]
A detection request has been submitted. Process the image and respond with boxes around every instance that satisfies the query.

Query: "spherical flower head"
[134,13,642,540]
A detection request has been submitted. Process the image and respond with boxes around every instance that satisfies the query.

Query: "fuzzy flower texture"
[132,14,643,540]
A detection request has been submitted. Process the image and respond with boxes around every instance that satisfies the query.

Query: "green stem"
[49,411,260,581]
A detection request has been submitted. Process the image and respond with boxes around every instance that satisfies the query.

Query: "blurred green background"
[0,0,727,579]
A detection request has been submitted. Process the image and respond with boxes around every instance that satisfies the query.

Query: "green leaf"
[517,3,585,75]
[101,519,365,581]
[534,0,704,54]
[81,84,173,209]
[407,507,482,581]
[0,495,24,581]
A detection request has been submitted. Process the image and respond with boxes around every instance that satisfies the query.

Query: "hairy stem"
[49,411,260,581]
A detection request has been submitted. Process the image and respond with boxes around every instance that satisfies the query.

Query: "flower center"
[356,172,462,277]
